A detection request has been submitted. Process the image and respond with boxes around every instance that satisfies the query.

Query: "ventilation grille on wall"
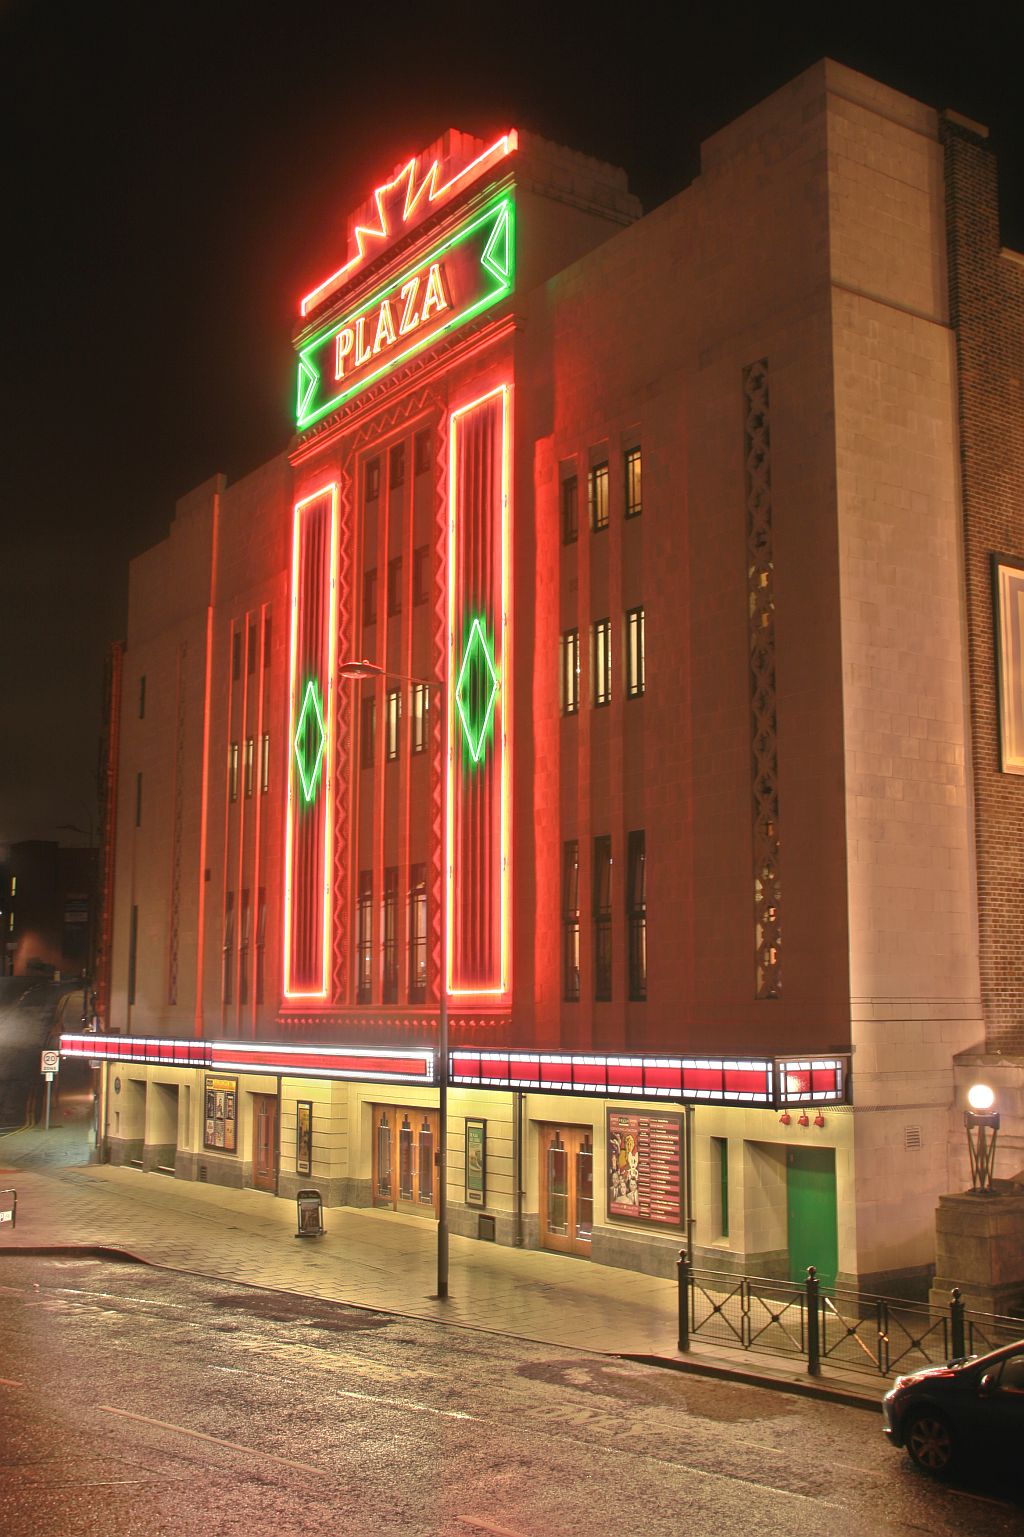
[904,1126,922,1150]
[198,1164,208,1182]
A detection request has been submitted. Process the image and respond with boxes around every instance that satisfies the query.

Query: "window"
[593,619,611,706]
[413,545,429,606]
[260,732,270,793]
[263,612,271,664]
[562,840,580,1002]
[239,889,250,1006]
[364,457,380,501]
[229,742,239,801]
[627,829,646,1001]
[382,867,399,1003]
[387,556,402,616]
[589,462,609,531]
[363,567,377,627]
[389,441,406,489]
[135,771,143,827]
[409,863,427,1003]
[561,475,578,545]
[560,628,580,715]
[625,446,642,518]
[593,835,612,1001]
[223,891,235,1005]
[139,675,146,719]
[626,606,645,698]
[232,630,241,680]
[247,621,257,674]
[128,905,139,1006]
[411,683,430,754]
[244,737,255,797]
[386,688,401,761]
[415,428,432,475]
[712,1136,729,1238]
[360,697,376,769]
[356,872,373,1002]
[255,889,266,1005]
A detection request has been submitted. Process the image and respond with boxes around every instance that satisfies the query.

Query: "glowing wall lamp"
[965,1082,1000,1194]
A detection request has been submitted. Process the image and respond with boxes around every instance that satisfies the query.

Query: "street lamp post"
[339,658,449,1299]
[965,1082,1000,1194]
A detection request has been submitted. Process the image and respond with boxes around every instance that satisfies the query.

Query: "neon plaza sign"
[295,193,514,429]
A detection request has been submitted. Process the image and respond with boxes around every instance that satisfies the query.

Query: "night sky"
[3,1,1023,846]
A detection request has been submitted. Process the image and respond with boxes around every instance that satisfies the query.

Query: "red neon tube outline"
[283,482,339,1000]
[446,382,511,998]
[299,131,517,318]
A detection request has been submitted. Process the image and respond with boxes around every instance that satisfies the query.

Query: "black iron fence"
[676,1251,1024,1379]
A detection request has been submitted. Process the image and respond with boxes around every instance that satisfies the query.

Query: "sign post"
[41,1050,59,1131]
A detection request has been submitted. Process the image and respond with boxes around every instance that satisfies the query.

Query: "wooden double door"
[539,1124,593,1257]
[252,1094,278,1192]
[372,1105,439,1216]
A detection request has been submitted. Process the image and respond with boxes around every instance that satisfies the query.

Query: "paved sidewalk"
[0,1124,885,1408]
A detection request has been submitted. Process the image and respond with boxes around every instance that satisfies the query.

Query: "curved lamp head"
[339,659,385,681]
[967,1083,996,1113]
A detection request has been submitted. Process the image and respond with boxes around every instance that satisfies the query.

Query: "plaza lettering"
[335,262,450,380]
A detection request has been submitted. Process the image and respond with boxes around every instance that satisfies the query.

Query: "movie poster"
[606,1110,683,1229]
[203,1075,238,1153]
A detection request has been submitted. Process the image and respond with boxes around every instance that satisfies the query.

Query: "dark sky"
[3,1,1023,846]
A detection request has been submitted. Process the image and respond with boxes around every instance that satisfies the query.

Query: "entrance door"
[539,1125,593,1257]
[372,1105,439,1216]
[252,1094,278,1192]
[787,1146,838,1289]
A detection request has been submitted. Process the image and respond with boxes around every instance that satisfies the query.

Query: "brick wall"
[943,115,1024,1052]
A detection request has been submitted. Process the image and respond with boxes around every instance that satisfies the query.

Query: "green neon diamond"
[293,678,326,804]
[455,616,499,766]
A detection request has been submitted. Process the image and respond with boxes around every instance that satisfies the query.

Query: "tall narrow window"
[247,621,257,674]
[408,863,427,1003]
[255,889,267,1005]
[386,689,401,761]
[594,619,612,706]
[382,867,398,1003]
[360,697,376,770]
[263,612,271,663]
[260,732,270,793]
[562,840,580,1002]
[560,628,580,715]
[561,475,578,545]
[413,545,429,606]
[364,457,380,501]
[363,567,377,627]
[389,441,406,489]
[229,743,239,802]
[356,872,373,1003]
[411,683,430,754]
[223,891,235,1005]
[593,836,612,1001]
[128,905,139,1006]
[244,737,255,797]
[387,556,402,616]
[589,462,609,531]
[712,1136,729,1238]
[239,889,250,1006]
[626,606,645,698]
[135,771,143,827]
[625,446,642,518]
[414,428,432,476]
[232,630,241,680]
[627,829,646,1002]
[139,675,146,719]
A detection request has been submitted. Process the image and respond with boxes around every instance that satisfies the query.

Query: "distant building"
[72,61,1024,1296]
[1,840,96,979]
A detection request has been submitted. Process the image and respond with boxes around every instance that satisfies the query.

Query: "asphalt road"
[0,1257,1019,1537]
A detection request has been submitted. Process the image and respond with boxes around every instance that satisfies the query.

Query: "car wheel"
[904,1411,955,1474]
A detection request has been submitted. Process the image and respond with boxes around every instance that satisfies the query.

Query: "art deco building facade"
[66,60,1024,1295]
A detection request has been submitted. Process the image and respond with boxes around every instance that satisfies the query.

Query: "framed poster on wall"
[606,1109,683,1229]
[994,555,1024,774]
[296,1101,313,1176]
[465,1118,486,1207]
[203,1075,238,1153]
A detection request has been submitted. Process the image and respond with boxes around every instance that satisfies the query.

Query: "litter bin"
[295,1188,324,1238]
[0,1190,16,1231]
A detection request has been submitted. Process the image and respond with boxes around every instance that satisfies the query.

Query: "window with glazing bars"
[594,619,611,706]
[563,840,580,1002]
[356,872,373,1003]
[561,475,578,544]
[387,556,402,616]
[411,683,430,754]
[413,545,429,605]
[364,456,380,501]
[560,628,580,715]
[389,441,405,489]
[626,606,645,698]
[228,743,239,802]
[408,863,427,1002]
[239,889,250,1006]
[231,630,241,680]
[360,696,376,769]
[593,835,612,1001]
[386,689,401,761]
[414,428,432,475]
[383,867,398,1003]
[255,889,266,1005]
[363,567,377,627]
[244,737,254,796]
[589,462,609,531]
[627,829,646,1001]
[223,891,235,1005]
[625,446,642,518]
[247,621,256,674]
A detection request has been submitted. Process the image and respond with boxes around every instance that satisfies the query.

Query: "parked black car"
[883,1339,1024,1474]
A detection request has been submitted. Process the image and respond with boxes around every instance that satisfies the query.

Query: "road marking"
[97,1406,326,1475]
[334,1385,476,1420]
[0,1377,24,1388]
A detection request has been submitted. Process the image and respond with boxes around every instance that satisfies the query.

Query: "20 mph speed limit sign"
[40,1050,60,1074]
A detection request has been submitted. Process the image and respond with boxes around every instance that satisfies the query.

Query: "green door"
[787,1147,838,1289]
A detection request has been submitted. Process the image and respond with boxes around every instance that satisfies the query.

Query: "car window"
[997,1354,1024,1393]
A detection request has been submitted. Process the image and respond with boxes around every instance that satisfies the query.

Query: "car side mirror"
[979,1371,997,1396]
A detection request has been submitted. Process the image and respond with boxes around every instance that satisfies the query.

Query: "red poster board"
[606,1109,683,1229]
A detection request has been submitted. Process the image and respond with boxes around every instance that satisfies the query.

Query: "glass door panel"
[575,1134,593,1243]
[540,1125,593,1257]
